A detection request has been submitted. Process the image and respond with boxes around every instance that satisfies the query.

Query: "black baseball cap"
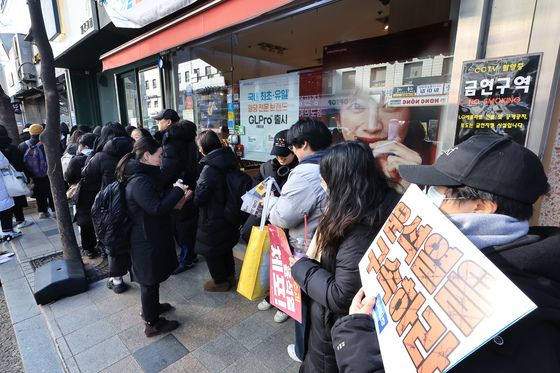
[270,130,291,157]
[153,108,180,123]
[399,133,549,204]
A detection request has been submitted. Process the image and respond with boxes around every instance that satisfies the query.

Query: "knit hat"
[29,124,43,136]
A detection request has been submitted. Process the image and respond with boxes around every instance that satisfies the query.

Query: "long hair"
[196,130,222,155]
[115,137,161,182]
[94,121,127,153]
[316,141,389,259]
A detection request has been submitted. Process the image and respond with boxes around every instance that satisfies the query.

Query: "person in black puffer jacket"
[158,119,199,275]
[115,137,190,338]
[194,130,240,292]
[83,134,134,292]
[290,141,399,372]
[64,133,98,258]
[0,126,32,229]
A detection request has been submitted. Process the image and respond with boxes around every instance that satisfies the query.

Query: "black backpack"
[91,179,133,256]
[222,168,253,227]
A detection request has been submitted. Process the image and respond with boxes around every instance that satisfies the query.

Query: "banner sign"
[387,96,448,107]
[268,225,303,323]
[99,0,198,28]
[359,184,536,373]
[240,73,299,160]
[455,53,541,145]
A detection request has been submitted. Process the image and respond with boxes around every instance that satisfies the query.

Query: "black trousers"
[12,196,27,223]
[79,224,97,252]
[205,250,235,284]
[33,176,55,213]
[0,208,13,232]
[140,283,160,323]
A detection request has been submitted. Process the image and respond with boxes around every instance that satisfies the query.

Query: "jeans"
[140,283,160,323]
[205,250,235,283]
[0,208,13,232]
[178,242,196,265]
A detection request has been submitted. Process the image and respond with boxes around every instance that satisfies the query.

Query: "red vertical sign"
[268,225,303,323]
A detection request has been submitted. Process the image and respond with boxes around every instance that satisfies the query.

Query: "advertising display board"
[239,73,300,161]
[455,53,541,145]
[359,185,536,373]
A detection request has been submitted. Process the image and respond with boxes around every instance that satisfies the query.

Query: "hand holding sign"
[359,185,536,373]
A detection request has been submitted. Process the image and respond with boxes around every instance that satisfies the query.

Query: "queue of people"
[0,107,556,372]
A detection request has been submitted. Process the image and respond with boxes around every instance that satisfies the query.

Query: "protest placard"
[268,225,303,323]
[359,184,536,373]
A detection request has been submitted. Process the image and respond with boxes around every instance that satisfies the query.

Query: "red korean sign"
[268,225,303,323]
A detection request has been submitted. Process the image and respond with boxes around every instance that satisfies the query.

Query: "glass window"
[403,62,423,84]
[138,67,162,131]
[342,71,356,90]
[185,71,189,82]
[205,66,212,76]
[370,67,386,87]
[178,73,181,83]
[118,72,140,127]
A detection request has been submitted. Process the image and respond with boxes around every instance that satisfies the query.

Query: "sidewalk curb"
[0,240,66,373]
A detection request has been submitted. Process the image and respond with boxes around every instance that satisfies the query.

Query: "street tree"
[0,84,21,145]
[27,0,80,261]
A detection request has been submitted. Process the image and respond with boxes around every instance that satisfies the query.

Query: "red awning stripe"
[101,0,294,71]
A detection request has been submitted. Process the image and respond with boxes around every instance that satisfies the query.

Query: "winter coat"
[0,152,15,212]
[193,147,240,257]
[292,192,398,373]
[330,226,560,373]
[254,157,299,189]
[83,136,134,192]
[124,159,183,285]
[64,151,97,226]
[268,151,327,253]
[159,122,199,244]
[0,136,28,209]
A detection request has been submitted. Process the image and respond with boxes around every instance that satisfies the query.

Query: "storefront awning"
[100,0,294,71]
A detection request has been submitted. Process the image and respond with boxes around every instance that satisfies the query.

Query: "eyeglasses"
[288,144,294,150]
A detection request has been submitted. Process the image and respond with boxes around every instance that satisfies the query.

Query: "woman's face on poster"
[338,93,411,143]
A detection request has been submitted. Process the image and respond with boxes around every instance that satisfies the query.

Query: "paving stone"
[192,333,250,373]
[251,322,297,372]
[203,296,259,331]
[222,354,274,373]
[171,309,228,351]
[2,277,40,324]
[65,319,115,355]
[13,314,64,373]
[65,357,81,373]
[106,305,143,334]
[161,354,209,373]
[227,310,283,350]
[101,355,143,373]
[74,335,129,373]
[188,289,237,310]
[50,291,95,318]
[95,290,139,316]
[118,321,166,353]
[57,303,104,334]
[133,334,189,373]
[0,258,25,282]
[56,336,72,359]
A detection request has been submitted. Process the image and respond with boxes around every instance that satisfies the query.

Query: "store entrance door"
[117,71,141,127]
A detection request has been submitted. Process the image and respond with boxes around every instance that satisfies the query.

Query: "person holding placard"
[290,141,399,372]
[330,133,559,373]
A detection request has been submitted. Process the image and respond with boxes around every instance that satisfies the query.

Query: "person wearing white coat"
[0,151,21,241]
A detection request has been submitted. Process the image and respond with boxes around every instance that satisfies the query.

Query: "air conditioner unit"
[12,34,37,84]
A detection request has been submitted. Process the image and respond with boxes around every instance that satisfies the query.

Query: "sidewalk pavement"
[0,209,301,373]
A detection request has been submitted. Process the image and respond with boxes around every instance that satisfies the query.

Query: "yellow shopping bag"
[237,178,274,301]
[237,225,270,301]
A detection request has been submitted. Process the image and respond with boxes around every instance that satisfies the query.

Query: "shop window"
[370,67,386,87]
[442,57,453,76]
[403,62,423,84]
[342,71,356,90]
[152,79,157,89]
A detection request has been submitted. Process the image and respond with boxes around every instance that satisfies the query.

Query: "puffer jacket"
[193,147,240,257]
[268,151,327,253]
[124,159,183,285]
[83,136,134,192]
[291,192,398,373]
[330,226,560,373]
[0,152,15,212]
[64,150,98,226]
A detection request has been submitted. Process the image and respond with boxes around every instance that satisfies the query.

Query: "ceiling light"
[384,24,389,30]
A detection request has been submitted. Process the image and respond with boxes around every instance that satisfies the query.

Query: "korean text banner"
[358,185,536,373]
[240,73,300,161]
[268,225,303,323]
[456,53,541,145]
